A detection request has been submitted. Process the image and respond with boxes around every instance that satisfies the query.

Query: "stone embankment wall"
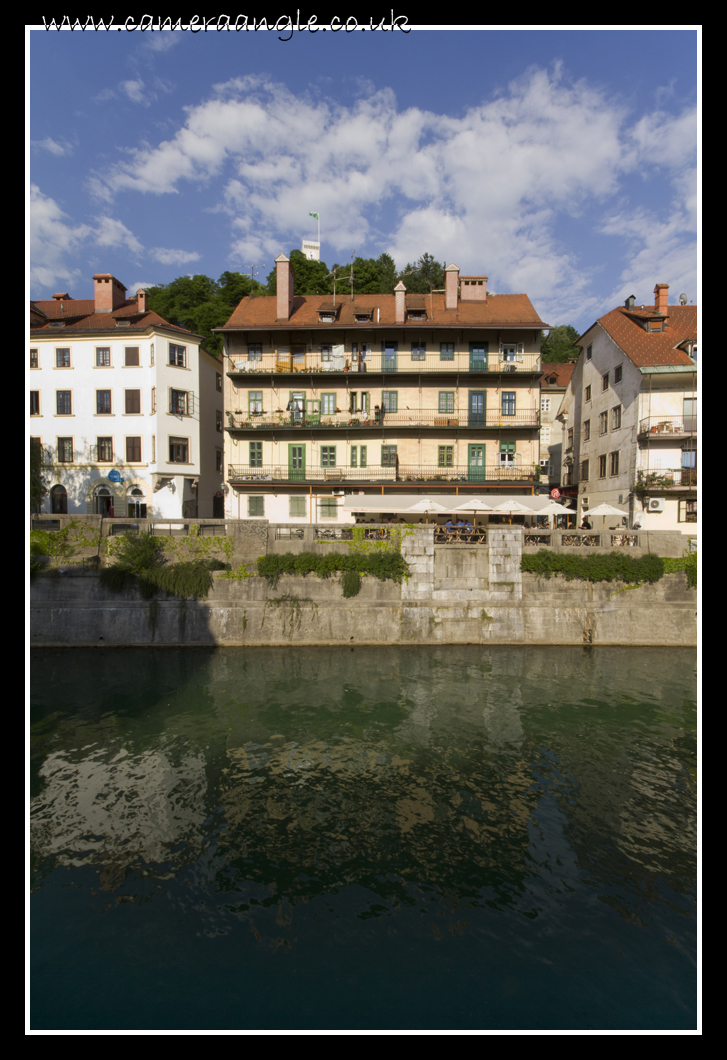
[30,526,697,648]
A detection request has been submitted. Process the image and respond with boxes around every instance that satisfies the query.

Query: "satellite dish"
[679,293,688,305]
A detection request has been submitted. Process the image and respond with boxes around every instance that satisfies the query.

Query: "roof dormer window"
[355,311,373,323]
[318,303,340,323]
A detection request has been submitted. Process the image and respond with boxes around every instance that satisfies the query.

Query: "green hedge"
[521,549,665,584]
[99,533,230,599]
[256,550,409,590]
[663,551,697,588]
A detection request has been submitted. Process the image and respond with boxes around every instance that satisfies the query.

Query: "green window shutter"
[248,496,264,517]
[360,445,367,468]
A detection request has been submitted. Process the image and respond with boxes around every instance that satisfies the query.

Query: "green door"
[383,340,398,372]
[468,444,486,482]
[468,390,486,426]
[288,444,306,482]
[469,342,488,372]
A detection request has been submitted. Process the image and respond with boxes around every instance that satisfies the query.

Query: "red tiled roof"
[540,363,576,387]
[219,292,548,330]
[585,304,697,368]
[29,297,196,337]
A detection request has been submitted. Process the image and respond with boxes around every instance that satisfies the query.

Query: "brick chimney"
[276,254,295,321]
[445,263,459,310]
[93,274,127,313]
[460,275,488,302]
[52,292,71,300]
[654,283,669,315]
[395,280,407,324]
[136,289,148,313]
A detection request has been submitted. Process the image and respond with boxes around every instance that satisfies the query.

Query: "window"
[440,343,454,361]
[51,485,68,514]
[321,446,337,467]
[359,445,367,468]
[150,343,154,366]
[580,460,589,481]
[126,437,142,462]
[438,446,454,467]
[614,365,622,383]
[216,373,222,392]
[30,391,40,415]
[169,437,188,462]
[681,447,697,471]
[30,349,38,368]
[96,347,111,366]
[540,424,551,445]
[57,391,72,415]
[249,391,263,413]
[583,419,590,441]
[602,372,609,391]
[319,498,338,519]
[169,344,186,367]
[216,410,223,432]
[322,393,337,416]
[96,390,111,415]
[247,345,262,363]
[57,437,73,463]
[351,446,358,468]
[678,499,697,523]
[499,442,515,466]
[381,391,398,413]
[124,346,140,366]
[55,348,70,368]
[249,441,263,467]
[381,445,398,466]
[151,435,156,462]
[600,411,608,435]
[586,345,592,360]
[151,387,156,413]
[97,437,113,462]
[216,450,223,472]
[248,496,264,517]
[541,397,551,412]
[321,345,332,364]
[609,451,619,475]
[501,344,518,362]
[501,392,516,416]
[567,428,574,449]
[289,497,306,517]
[612,405,621,430]
[438,392,455,414]
[125,389,141,414]
[598,455,607,478]
[585,385,592,401]
[411,341,426,361]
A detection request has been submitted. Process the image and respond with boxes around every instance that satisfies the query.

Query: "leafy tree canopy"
[397,253,446,294]
[145,272,265,357]
[30,438,47,511]
[541,324,581,363]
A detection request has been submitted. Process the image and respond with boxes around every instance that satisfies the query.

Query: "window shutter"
[189,392,195,416]
[517,343,524,361]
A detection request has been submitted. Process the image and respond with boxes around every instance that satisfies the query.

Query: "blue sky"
[29,25,699,330]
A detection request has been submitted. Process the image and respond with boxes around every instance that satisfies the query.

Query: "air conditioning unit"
[648,497,665,512]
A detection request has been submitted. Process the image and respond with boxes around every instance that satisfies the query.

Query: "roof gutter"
[639,363,697,375]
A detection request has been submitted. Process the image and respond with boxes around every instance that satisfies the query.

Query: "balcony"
[227,349,542,376]
[227,464,538,486]
[638,416,697,437]
[225,409,540,431]
[635,468,697,489]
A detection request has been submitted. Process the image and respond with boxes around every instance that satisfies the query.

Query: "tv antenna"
[248,264,266,295]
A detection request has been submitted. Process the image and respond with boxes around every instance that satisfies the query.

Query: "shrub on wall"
[521,550,666,584]
[100,532,230,599]
[256,550,409,592]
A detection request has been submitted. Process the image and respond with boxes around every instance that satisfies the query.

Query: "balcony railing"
[638,416,697,436]
[635,468,697,488]
[227,350,542,376]
[225,408,540,430]
[227,464,538,485]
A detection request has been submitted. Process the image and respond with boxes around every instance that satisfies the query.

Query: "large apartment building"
[217,257,549,523]
[30,274,224,518]
[564,283,697,532]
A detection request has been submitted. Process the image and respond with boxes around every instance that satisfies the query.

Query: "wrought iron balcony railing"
[225,408,540,430]
[638,416,697,436]
[227,463,537,485]
[227,349,542,376]
[635,468,697,488]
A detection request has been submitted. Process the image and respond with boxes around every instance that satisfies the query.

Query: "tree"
[30,437,47,511]
[541,325,581,363]
[397,253,446,293]
[145,271,263,357]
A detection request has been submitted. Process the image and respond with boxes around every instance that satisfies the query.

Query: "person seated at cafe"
[455,519,467,528]
[580,516,592,530]
[445,519,455,529]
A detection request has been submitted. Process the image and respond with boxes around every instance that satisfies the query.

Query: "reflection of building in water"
[31,744,208,884]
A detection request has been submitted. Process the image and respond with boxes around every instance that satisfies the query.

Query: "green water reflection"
[30,646,697,1030]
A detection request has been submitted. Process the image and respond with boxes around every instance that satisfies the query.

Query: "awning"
[341,495,574,515]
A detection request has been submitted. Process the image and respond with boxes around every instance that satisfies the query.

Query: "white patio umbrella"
[452,498,494,525]
[581,502,627,529]
[407,498,452,518]
[492,500,534,513]
[533,500,571,529]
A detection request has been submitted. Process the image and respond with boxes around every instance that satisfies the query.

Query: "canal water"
[30,646,697,1031]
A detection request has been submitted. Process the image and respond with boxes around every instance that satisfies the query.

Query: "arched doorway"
[127,487,147,518]
[94,485,114,516]
[50,485,67,514]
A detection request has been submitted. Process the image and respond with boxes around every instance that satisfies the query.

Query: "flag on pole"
[309,212,319,220]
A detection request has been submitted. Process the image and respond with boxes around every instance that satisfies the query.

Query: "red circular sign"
[550,488,561,498]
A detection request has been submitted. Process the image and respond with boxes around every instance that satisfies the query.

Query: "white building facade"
[565,284,697,534]
[30,274,224,519]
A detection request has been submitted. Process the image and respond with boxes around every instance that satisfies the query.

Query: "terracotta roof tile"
[594,304,697,367]
[540,363,576,387]
[29,297,196,337]
[220,291,548,329]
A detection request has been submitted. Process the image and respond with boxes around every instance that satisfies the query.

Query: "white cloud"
[30,185,90,289]
[149,247,201,265]
[128,281,158,293]
[599,206,697,310]
[31,137,74,157]
[120,78,148,106]
[92,215,144,255]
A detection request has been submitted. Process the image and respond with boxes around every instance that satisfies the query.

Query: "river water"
[30,646,697,1031]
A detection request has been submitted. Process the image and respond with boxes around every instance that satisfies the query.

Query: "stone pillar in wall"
[229,520,269,565]
[487,527,523,601]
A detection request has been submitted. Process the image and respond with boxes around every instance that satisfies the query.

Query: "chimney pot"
[654,283,669,316]
[93,273,127,313]
[445,263,459,310]
[394,280,407,324]
[136,289,147,313]
[275,254,294,321]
